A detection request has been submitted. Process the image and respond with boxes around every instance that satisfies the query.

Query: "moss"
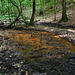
[59,15,68,23]
[30,20,35,26]
[67,0,73,4]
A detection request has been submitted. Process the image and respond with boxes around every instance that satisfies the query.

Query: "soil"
[0,3,75,75]
[0,28,75,75]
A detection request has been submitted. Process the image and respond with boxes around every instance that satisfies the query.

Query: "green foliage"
[67,0,73,4]
[0,15,16,19]
[0,0,57,18]
[0,0,73,26]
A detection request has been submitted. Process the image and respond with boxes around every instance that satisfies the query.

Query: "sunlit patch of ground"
[5,30,75,62]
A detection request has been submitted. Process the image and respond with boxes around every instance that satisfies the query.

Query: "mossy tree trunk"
[30,0,36,26]
[60,0,68,22]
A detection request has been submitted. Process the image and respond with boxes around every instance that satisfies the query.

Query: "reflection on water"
[5,30,75,61]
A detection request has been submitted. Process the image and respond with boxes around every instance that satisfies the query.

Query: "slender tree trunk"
[8,0,22,28]
[54,0,57,21]
[30,0,36,26]
[8,1,11,23]
[60,0,68,22]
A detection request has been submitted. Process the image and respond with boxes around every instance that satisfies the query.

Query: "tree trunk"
[8,1,11,23]
[30,0,36,26]
[60,0,68,22]
[8,0,22,28]
[54,0,57,21]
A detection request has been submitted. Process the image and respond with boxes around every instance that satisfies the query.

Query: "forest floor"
[0,3,75,75]
[35,4,75,45]
[0,28,75,75]
[23,11,75,45]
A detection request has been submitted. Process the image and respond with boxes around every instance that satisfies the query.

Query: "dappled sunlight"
[58,34,68,37]
[67,29,75,33]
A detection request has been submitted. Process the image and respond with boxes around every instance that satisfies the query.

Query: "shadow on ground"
[36,22,75,29]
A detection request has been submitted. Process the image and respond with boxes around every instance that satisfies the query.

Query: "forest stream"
[0,29,75,75]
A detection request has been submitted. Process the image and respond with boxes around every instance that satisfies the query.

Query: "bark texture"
[30,0,36,26]
[60,0,68,22]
